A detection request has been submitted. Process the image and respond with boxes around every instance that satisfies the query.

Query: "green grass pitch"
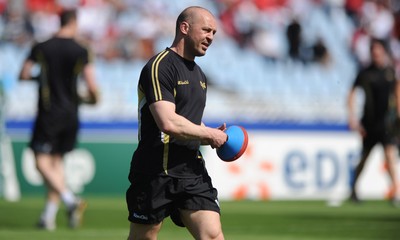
[0,196,399,240]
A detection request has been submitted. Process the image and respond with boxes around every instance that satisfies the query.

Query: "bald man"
[126,6,227,240]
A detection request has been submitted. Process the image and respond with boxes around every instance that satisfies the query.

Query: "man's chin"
[197,51,206,57]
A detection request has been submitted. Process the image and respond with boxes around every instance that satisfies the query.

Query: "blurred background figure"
[347,38,400,206]
[312,37,330,66]
[286,17,303,62]
[18,8,98,230]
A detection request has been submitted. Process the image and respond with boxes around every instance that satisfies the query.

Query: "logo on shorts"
[133,213,149,220]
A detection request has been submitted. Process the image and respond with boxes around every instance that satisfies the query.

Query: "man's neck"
[56,25,76,38]
[170,42,195,61]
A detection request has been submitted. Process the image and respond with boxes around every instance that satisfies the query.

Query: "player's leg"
[31,122,64,229]
[57,124,88,228]
[52,153,86,228]
[350,136,375,202]
[37,194,59,230]
[36,153,80,206]
[383,144,399,204]
[35,153,66,194]
[35,153,61,230]
[180,209,224,240]
[127,222,163,240]
[126,174,172,239]
[350,150,370,198]
[173,173,224,239]
[36,152,85,227]
[50,153,75,205]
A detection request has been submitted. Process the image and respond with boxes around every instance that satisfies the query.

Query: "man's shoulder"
[73,38,90,50]
[148,49,175,62]
[144,49,176,70]
[37,37,86,49]
[357,65,375,78]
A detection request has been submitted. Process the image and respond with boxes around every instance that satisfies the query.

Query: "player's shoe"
[36,219,56,231]
[349,191,362,204]
[67,199,87,229]
[390,196,400,208]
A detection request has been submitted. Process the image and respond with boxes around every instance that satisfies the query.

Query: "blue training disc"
[216,125,248,162]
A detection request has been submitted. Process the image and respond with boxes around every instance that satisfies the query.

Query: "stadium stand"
[0,0,399,130]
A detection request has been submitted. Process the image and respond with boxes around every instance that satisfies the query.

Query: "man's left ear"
[181,21,190,34]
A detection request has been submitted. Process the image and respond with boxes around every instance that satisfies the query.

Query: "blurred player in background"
[126,6,227,240]
[347,38,400,206]
[18,9,99,230]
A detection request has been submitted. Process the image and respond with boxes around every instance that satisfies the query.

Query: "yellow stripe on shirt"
[137,85,146,141]
[161,132,170,175]
[151,50,169,101]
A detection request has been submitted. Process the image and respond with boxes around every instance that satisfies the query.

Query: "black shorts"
[126,173,220,227]
[30,115,79,155]
[362,126,397,153]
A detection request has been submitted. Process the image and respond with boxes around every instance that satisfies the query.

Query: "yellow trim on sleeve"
[161,133,170,175]
[151,50,169,101]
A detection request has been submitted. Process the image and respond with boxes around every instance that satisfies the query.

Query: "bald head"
[171,6,217,60]
[175,6,215,36]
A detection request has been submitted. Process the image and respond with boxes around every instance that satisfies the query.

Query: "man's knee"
[204,228,224,240]
[181,210,224,240]
[127,222,162,240]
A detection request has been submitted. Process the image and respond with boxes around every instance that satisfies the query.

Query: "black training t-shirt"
[353,64,397,130]
[28,37,89,121]
[130,48,208,178]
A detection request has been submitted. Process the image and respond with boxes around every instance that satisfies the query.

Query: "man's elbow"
[157,121,176,135]
[157,120,186,138]
[19,61,36,81]
[19,75,29,81]
[19,69,33,81]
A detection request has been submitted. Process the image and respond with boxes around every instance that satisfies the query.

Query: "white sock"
[61,190,77,208]
[41,201,59,223]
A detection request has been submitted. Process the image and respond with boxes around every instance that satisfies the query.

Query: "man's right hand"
[206,126,228,149]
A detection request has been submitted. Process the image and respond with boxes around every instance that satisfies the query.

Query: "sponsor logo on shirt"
[178,80,189,85]
[200,81,206,90]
